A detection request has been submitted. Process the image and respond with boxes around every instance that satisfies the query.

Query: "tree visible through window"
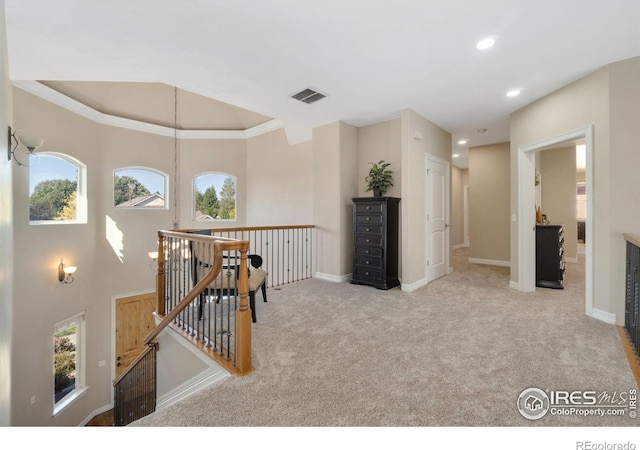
[114,168,166,208]
[54,324,77,403]
[194,173,236,220]
[53,312,85,413]
[29,155,80,221]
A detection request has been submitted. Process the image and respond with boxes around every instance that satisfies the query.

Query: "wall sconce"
[58,260,77,284]
[7,126,44,166]
[148,251,158,271]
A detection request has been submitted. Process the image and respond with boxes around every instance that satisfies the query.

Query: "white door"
[426,155,450,283]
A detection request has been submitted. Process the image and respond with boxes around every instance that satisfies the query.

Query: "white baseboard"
[315,272,352,283]
[154,325,231,410]
[401,277,429,292]
[452,243,466,250]
[468,258,511,267]
[157,367,230,410]
[509,280,520,290]
[590,308,616,325]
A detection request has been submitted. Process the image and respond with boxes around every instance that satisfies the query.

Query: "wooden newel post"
[235,245,252,374]
[156,232,166,316]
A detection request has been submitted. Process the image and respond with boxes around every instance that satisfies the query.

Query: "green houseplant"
[365,160,394,197]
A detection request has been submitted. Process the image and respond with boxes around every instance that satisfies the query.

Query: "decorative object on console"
[365,160,394,197]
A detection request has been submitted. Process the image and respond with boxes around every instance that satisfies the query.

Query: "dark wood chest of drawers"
[350,197,400,290]
[536,224,565,289]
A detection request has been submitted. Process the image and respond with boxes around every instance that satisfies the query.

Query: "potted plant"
[365,160,394,197]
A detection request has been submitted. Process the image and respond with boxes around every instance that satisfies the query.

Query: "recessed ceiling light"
[506,89,521,97]
[476,37,495,50]
[458,140,468,145]
[453,154,460,158]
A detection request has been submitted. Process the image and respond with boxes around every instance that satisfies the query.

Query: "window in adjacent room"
[53,312,87,415]
[576,182,587,221]
[193,172,236,220]
[113,167,167,208]
[29,153,87,224]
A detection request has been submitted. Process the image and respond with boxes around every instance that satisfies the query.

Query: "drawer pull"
[366,206,370,210]
[366,217,370,221]
[365,250,370,254]
[366,228,370,232]
[365,271,370,276]
[365,239,370,243]
[365,261,370,265]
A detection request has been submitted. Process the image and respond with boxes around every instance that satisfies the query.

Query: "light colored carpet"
[131,248,638,427]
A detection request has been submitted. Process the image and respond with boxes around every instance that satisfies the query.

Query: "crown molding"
[12,80,283,140]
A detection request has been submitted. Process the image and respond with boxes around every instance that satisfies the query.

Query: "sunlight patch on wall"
[106,215,124,263]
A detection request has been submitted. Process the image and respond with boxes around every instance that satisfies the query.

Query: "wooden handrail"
[624,233,640,249]
[176,224,315,233]
[143,240,225,345]
[145,231,253,344]
[113,230,254,424]
[112,342,157,387]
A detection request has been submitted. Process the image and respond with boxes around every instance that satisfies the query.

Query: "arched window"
[193,172,236,221]
[113,167,168,208]
[29,153,87,224]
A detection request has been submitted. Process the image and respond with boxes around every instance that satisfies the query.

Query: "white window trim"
[53,311,87,416]
[113,166,169,209]
[29,152,87,225]
[192,171,237,222]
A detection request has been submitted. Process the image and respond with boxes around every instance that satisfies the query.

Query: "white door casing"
[516,125,593,317]
[426,155,450,283]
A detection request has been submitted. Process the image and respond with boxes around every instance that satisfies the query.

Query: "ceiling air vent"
[290,87,327,104]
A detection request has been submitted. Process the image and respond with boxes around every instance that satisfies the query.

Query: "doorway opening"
[516,125,594,317]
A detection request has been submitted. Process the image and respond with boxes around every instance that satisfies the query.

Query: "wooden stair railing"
[149,231,253,375]
[113,231,252,425]
[176,225,315,288]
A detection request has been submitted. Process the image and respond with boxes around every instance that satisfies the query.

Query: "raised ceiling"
[40,81,273,131]
[5,1,640,168]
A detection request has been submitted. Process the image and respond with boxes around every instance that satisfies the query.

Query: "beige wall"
[608,57,640,324]
[469,142,510,263]
[179,138,247,228]
[246,129,313,226]
[11,88,102,426]
[400,109,452,287]
[510,56,640,324]
[312,122,359,279]
[451,167,467,248]
[539,147,577,259]
[339,123,359,275]
[357,119,401,197]
[0,0,13,426]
